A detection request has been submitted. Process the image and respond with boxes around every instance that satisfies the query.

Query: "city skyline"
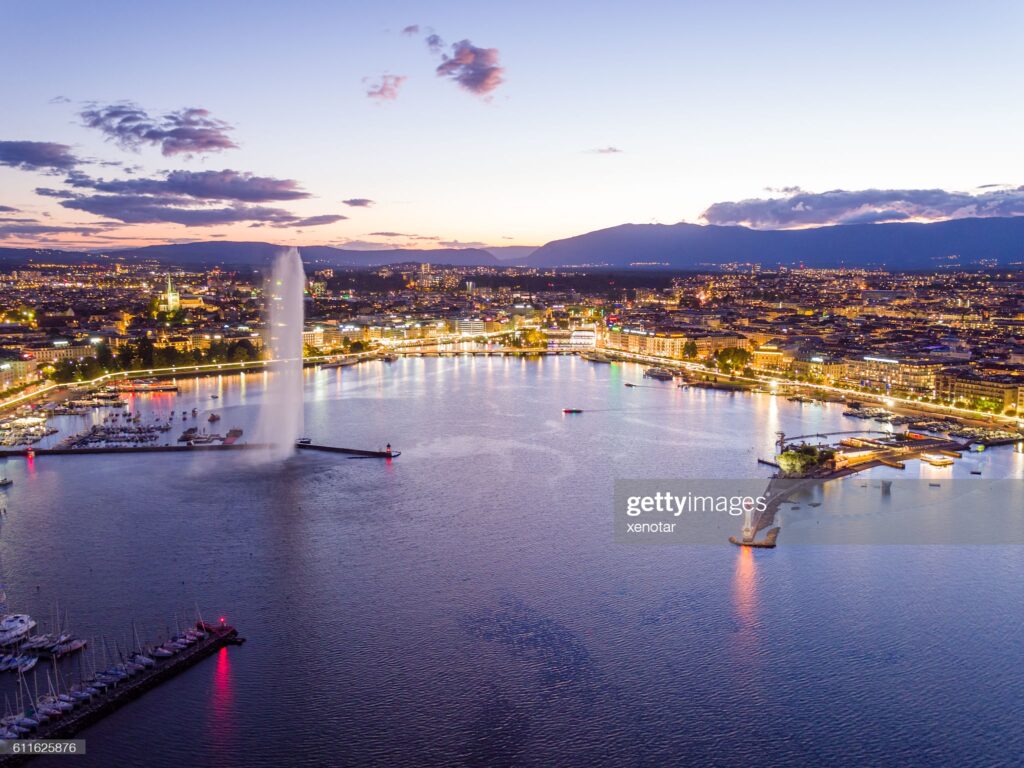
[3,0,1024,251]
[3,5,1024,766]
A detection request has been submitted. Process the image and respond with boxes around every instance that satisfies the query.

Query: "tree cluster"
[51,338,260,383]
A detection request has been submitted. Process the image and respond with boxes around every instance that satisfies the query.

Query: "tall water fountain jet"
[253,247,305,460]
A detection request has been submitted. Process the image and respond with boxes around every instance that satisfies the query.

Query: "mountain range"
[1,216,1023,270]
[526,217,1024,269]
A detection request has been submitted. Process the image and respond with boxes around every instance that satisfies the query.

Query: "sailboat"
[131,621,155,667]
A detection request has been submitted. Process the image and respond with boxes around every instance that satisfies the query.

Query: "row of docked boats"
[841,405,1023,445]
[148,625,208,658]
[54,422,171,449]
[0,416,57,446]
[110,379,180,394]
[842,406,895,421]
[787,394,820,404]
[177,426,243,445]
[0,654,157,739]
[0,620,213,740]
[0,609,90,672]
[20,632,88,659]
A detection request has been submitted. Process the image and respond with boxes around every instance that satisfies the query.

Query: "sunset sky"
[2,0,1023,251]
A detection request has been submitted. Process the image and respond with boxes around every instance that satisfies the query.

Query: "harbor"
[0,620,242,765]
[0,443,265,458]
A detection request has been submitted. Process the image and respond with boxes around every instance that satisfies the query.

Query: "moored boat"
[0,615,36,646]
[644,367,674,381]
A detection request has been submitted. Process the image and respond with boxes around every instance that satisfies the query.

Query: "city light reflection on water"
[5,357,1021,767]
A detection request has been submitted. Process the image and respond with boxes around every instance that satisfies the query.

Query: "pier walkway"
[0,444,268,458]
[0,623,241,766]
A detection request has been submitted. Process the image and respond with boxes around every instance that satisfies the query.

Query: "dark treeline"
[52,338,260,383]
[325,268,696,295]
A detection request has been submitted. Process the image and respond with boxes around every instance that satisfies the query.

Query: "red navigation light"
[219,616,226,624]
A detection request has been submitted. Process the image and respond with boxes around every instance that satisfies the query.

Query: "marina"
[111,381,179,394]
[0,443,264,458]
[0,620,241,765]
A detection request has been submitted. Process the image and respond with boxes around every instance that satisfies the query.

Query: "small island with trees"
[776,444,836,477]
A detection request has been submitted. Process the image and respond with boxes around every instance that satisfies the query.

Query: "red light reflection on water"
[209,646,236,756]
[213,646,233,704]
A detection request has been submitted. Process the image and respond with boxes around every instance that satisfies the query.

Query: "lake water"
[2,357,1022,767]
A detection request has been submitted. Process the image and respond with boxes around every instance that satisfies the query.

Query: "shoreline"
[3,349,1022,438]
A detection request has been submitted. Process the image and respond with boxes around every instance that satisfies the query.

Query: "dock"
[0,443,399,460]
[0,622,242,766]
[877,457,906,469]
[296,442,399,458]
[0,444,268,458]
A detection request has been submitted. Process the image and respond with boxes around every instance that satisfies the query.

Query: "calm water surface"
[2,357,1022,767]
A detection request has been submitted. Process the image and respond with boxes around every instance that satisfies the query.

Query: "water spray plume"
[252,247,305,459]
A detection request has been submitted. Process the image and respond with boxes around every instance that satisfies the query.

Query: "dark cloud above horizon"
[68,169,309,202]
[701,187,1024,228]
[60,194,289,226]
[0,218,105,239]
[80,102,237,157]
[58,192,334,228]
[2,103,347,237]
[53,170,340,228]
[0,140,80,172]
[22,160,340,230]
[365,74,406,100]
[401,24,420,36]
